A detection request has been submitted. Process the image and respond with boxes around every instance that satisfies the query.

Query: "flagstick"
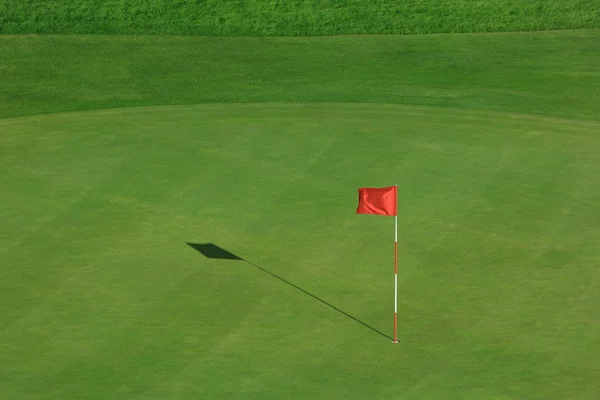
[393,186,399,343]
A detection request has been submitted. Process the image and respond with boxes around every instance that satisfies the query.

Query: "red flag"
[356,186,397,216]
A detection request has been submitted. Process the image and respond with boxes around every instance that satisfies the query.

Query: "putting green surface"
[2,103,599,399]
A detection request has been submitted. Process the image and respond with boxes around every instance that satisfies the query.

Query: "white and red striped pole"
[393,185,399,343]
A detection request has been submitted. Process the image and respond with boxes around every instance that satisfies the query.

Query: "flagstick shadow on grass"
[186,243,392,341]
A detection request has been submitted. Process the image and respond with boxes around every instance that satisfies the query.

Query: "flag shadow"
[186,242,392,341]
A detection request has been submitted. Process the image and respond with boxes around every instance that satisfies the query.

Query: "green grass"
[1,30,600,120]
[2,24,600,400]
[1,0,599,36]
[2,103,600,399]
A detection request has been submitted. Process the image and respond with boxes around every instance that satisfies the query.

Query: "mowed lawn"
[1,32,600,399]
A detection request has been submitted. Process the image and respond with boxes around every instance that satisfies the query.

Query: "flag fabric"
[356,186,397,216]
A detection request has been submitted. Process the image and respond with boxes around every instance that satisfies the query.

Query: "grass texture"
[1,30,600,120]
[1,15,600,400]
[1,0,599,36]
[2,102,600,399]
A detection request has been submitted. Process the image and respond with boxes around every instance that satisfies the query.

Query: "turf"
[1,31,600,120]
[1,0,599,36]
[2,102,600,399]
[2,17,600,400]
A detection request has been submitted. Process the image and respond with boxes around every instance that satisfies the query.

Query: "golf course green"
[1,2,599,399]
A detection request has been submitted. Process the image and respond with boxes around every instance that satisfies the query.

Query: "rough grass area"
[1,0,599,36]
